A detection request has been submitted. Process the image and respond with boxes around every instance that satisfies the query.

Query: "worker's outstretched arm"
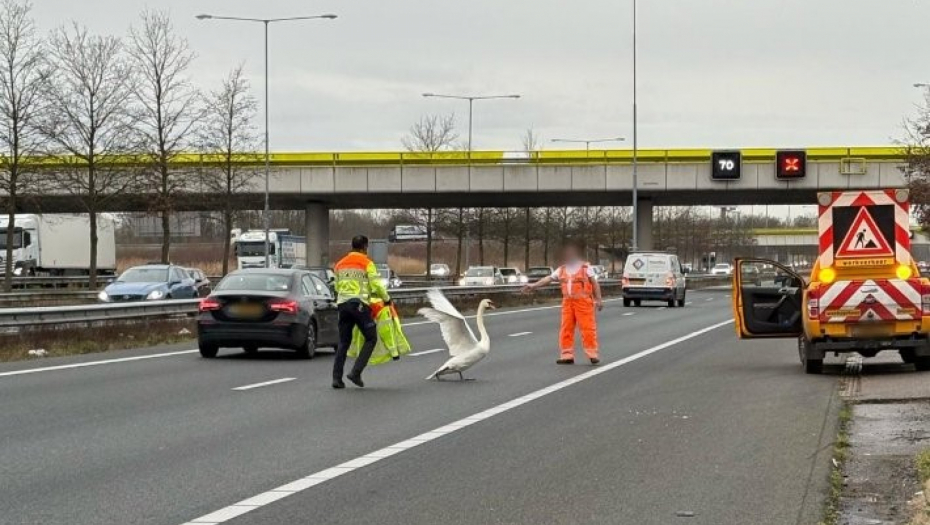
[522,275,554,293]
[367,261,391,302]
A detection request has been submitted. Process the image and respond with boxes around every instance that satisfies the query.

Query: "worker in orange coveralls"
[522,239,603,365]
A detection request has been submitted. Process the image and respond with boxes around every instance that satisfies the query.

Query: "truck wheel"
[667,299,676,308]
[243,345,258,355]
[804,358,824,375]
[915,356,930,372]
[677,293,686,307]
[798,338,822,374]
[623,298,631,307]
[199,344,218,358]
[900,349,916,364]
[634,299,642,307]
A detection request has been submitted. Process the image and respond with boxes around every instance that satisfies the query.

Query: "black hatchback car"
[197,269,339,359]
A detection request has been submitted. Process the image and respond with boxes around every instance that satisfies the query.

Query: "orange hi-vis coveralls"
[554,264,598,360]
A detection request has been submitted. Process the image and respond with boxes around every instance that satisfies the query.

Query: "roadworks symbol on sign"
[837,207,893,258]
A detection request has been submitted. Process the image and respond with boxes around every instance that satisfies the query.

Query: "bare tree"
[0,0,46,290]
[128,9,200,263]
[903,90,930,230]
[402,113,458,153]
[41,23,138,288]
[521,128,541,153]
[198,65,259,275]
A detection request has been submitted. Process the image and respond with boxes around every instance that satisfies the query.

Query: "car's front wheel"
[295,322,317,359]
[199,344,218,358]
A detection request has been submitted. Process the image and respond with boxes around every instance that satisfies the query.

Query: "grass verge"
[820,402,853,525]
[0,319,196,363]
[910,449,930,525]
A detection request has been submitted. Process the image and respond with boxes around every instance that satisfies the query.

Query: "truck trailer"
[0,214,117,276]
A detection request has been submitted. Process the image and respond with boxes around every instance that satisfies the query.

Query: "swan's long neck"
[476,303,490,347]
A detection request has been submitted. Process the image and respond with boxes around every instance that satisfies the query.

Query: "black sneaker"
[346,373,365,388]
[556,358,574,365]
[332,378,345,389]
[590,357,601,365]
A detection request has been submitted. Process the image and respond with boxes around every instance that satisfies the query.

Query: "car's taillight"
[807,287,820,319]
[199,297,221,312]
[622,275,630,286]
[665,273,675,287]
[268,299,299,314]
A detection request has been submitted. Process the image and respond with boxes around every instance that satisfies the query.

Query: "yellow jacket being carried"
[333,251,391,305]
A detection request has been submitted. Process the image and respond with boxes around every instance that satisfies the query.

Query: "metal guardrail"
[0,277,731,329]
[7,275,116,289]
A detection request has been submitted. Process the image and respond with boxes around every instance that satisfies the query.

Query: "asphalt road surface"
[0,290,841,525]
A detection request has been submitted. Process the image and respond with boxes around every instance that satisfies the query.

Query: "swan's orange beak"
[487,300,497,309]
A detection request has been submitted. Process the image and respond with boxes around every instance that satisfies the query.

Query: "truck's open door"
[732,258,804,339]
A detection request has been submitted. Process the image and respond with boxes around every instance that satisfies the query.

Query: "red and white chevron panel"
[817,189,910,268]
[817,279,921,323]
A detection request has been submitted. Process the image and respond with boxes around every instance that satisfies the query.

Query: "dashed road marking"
[409,348,445,357]
[232,378,296,391]
[622,312,635,316]
[508,331,532,337]
[179,319,734,525]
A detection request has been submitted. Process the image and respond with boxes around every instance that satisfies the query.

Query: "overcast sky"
[30,0,930,153]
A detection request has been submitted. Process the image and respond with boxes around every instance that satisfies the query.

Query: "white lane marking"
[180,319,734,525]
[1,299,627,379]
[686,302,693,305]
[409,348,445,357]
[622,312,635,316]
[0,349,199,378]
[232,378,296,391]
[508,331,532,337]
[657,307,666,311]
[705,298,714,301]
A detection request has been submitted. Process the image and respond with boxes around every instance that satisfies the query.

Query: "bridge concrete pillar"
[305,202,330,266]
[636,198,654,251]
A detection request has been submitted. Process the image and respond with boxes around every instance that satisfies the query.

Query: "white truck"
[233,229,307,269]
[0,214,116,276]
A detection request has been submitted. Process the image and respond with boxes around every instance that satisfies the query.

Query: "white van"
[621,252,686,307]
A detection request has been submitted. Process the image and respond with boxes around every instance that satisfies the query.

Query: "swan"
[418,289,495,381]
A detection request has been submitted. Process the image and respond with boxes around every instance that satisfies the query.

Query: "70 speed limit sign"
[711,151,742,180]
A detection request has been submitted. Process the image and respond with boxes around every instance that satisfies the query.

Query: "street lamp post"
[631,0,640,252]
[196,13,337,268]
[421,93,520,159]
[550,137,625,154]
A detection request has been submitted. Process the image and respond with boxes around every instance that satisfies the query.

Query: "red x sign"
[776,150,807,179]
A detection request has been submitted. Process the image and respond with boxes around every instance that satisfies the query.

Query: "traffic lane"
[166,301,732,525]
[230,335,838,525]
[0,287,727,376]
[1,297,730,525]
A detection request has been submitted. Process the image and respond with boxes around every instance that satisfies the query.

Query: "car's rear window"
[217,274,291,292]
[625,255,670,273]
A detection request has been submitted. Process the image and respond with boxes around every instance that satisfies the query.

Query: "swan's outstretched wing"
[418,289,477,356]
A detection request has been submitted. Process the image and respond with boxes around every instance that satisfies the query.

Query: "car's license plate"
[629,278,646,285]
[228,303,264,318]
[850,324,892,337]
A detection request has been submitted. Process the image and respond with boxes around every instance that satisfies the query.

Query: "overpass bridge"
[27,146,906,265]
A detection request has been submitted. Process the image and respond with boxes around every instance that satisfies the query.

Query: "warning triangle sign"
[837,207,893,258]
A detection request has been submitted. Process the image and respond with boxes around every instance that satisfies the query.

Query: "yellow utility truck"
[732,189,930,374]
